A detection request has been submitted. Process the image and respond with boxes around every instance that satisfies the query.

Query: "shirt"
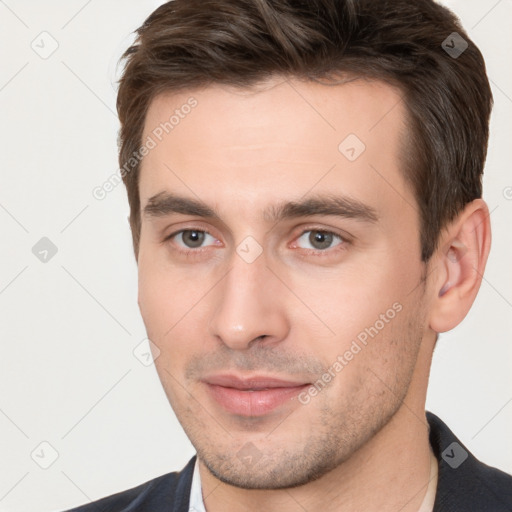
[189,459,207,512]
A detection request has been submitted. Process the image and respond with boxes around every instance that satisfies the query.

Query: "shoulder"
[63,456,196,512]
[427,412,512,511]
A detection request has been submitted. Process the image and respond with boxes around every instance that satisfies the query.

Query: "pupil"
[310,231,332,250]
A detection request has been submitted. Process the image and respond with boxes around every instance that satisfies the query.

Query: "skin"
[136,77,491,511]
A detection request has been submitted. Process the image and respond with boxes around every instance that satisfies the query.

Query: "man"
[66,0,512,510]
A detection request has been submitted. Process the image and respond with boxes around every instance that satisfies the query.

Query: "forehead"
[139,77,412,223]
[143,77,406,148]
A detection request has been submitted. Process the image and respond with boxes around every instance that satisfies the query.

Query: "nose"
[208,250,290,351]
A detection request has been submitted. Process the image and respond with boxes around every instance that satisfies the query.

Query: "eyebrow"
[143,191,379,224]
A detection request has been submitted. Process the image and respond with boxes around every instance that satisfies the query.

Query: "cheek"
[137,247,184,346]
[138,241,190,325]
[284,258,407,343]
[138,264,167,335]
[319,301,422,414]
[137,251,213,373]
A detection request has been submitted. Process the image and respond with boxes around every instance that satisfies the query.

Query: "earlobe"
[429,199,491,333]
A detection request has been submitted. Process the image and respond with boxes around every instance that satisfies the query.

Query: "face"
[137,77,431,489]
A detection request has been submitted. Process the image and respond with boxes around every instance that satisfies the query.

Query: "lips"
[202,374,310,416]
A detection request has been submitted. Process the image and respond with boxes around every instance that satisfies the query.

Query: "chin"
[197,445,344,490]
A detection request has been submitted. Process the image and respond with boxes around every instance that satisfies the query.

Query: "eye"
[294,230,345,252]
[170,229,218,249]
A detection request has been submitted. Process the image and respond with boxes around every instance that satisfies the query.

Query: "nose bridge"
[208,249,288,349]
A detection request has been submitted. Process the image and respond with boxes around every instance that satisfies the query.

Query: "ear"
[428,199,492,333]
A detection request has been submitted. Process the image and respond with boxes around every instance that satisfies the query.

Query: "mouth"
[202,374,311,417]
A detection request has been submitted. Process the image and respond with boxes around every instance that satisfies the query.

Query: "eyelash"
[163,226,350,258]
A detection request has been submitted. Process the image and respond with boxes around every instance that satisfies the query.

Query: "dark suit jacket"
[64,412,512,511]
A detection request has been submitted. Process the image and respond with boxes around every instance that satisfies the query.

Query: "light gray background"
[0,1,511,511]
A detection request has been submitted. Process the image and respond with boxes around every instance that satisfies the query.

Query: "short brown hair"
[116,0,493,262]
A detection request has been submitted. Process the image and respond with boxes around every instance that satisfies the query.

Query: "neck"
[199,341,436,512]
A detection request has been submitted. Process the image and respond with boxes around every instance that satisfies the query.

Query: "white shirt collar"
[188,458,207,512]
